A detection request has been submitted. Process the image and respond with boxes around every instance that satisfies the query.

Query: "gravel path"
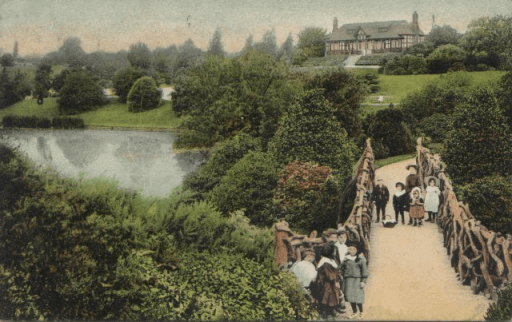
[358,158,491,320]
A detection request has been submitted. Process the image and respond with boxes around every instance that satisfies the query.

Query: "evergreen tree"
[127,42,152,69]
[207,28,226,57]
[242,34,254,52]
[34,63,52,101]
[13,40,19,60]
[253,29,278,57]
[280,33,294,63]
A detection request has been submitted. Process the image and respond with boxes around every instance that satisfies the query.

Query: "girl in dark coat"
[314,242,342,318]
[393,182,409,224]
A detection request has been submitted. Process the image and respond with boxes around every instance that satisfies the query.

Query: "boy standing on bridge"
[393,182,409,225]
[372,178,389,223]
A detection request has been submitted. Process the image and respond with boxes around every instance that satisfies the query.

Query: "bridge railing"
[416,137,512,300]
[274,139,375,267]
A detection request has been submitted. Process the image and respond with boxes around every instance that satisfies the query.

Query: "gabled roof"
[327,20,425,41]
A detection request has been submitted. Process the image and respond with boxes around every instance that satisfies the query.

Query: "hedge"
[52,117,86,129]
[2,115,85,129]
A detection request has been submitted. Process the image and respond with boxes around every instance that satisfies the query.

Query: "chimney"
[412,11,419,31]
[333,17,338,32]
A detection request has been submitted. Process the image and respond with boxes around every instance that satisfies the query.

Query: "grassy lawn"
[375,153,416,169]
[0,98,183,130]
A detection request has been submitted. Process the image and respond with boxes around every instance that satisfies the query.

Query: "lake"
[0,129,204,197]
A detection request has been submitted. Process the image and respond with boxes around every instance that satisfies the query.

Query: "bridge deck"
[362,158,491,320]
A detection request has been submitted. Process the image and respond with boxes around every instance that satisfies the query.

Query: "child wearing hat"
[372,178,390,223]
[409,187,425,226]
[340,242,369,318]
[315,242,342,318]
[405,165,421,224]
[392,182,409,225]
[424,177,441,222]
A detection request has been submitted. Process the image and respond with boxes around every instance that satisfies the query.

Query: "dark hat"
[396,182,405,188]
[345,240,359,249]
[323,228,338,237]
[406,164,418,170]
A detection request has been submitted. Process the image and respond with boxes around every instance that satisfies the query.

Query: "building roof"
[327,20,425,42]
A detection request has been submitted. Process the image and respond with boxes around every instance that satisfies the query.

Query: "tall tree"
[0,54,15,67]
[280,33,294,63]
[253,29,278,57]
[424,25,463,49]
[127,42,152,69]
[297,27,327,58]
[34,63,52,103]
[12,40,19,60]
[207,28,226,57]
[176,39,204,69]
[243,34,254,52]
[58,37,86,65]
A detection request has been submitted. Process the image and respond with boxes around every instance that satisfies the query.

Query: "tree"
[34,63,52,100]
[58,71,106,114]
[425,25,463,49]
[58,37,86,65]
[297,27,327,58]
[0,54,15,67]
[13,40,19,60]
[268,89,356,176]
[280,33,294,63]
[0,68,32,108]
[242,34,254,52]
[253,29,279,57]
[176,39,204,70]
[426,44,466,73]
[497,71,512,128]
[207,28,226,57]
[443,86,512,185]
[127,42,152,69]
[127,76,161,112]
[208,151,280,226]
[384,54,428,75]
[112,67,150,102]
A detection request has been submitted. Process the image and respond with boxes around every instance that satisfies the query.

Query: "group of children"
[290,229,369,319]
[372,164,442,227]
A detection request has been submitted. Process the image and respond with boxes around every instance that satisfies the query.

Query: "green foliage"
[127,42,152,69]
[57,37,86,65]
[127,76,161,113]
[57,71,106,115]
[112,67,150,103]
[461,15,512,69]
[273,162,344,233]
[426,44,466,73]
[52,117,85,129]
[207,28,226,57]
[208,151,280,226]
[34,63,52,98]
[425,25,463,49]
[497,71,512,128]
[485,282,512,321]
[443,86,512,185]
[297,27,327,58]
[404,42,433,57]
[268,89,356,177]
[173,52,300,147]
[183,133,260,199]
[417,113,453,143]
[280,33,295,64]
[0,68,32,107]
[363,107,414,158]
[383,54,427,75]
[458,175,512,235]
[356,53,400,66]
[0,53,15,67]
[253,29,279,58]
[2,115,51,128]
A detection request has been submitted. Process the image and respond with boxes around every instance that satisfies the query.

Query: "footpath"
[360,158,491,320]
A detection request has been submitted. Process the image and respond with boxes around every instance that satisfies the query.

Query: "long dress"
[340,255,369,304]
[314,258,341,308]
[409,197,425,219]
[424,186,441,213]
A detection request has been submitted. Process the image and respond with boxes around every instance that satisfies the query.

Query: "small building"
[326,11,425,55]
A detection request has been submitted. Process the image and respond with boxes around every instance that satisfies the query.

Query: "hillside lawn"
[0,98,183,130]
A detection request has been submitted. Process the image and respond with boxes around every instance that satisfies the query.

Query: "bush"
[485,282,512,321]
[208,151,280,226]
[112,67,150,103]
[268,89,356,177]
[426,44,466,73]
[458,175,512,235]
[182,133,260,199]
[383,54,428,75]
[57,71,106,115]
[417,113,453,142]
[273,162,344,233]
[127,76,161,113]
[443,86,512,185]
[2,115,51,128]
[52,117,86,129]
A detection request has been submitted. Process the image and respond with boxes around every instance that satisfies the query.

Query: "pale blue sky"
[0,0,511,55]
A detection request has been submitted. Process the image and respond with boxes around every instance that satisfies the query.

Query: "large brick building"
[325,11,425,55]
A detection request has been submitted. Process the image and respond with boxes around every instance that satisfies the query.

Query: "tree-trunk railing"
[274,139,375,267]
[416,137,512,300]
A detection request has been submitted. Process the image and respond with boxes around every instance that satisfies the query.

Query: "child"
[372,178,390,223]
[409,187,425,226]
[335,230,349,263]
[314,242,342,319]
[290,249,318,301]
[340,242,369,318]
[424,177,441,223]
[392,182,409,225]
[405,165,421,225]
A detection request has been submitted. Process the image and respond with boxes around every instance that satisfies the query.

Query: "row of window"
[329,38,420,51]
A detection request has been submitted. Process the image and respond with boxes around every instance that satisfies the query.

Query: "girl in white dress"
[424,177,441,222]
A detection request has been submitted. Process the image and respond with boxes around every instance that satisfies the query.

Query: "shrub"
[485,282,512,321]
[127,76,161,113]
[208,151,280,226]
[112,67,150,103]
[57,71,106,115]
[273,162,344,233]
[417,113,453,142]
[182,133,260,199]
[443,86,512,185]
[383,54,428,75]
[268,89,356,177]
[426,44,466,73]
[2,115,51,128]
[458,175,512,235]
[52,117,86,129]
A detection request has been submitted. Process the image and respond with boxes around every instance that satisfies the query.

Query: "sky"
[0,0,511,56]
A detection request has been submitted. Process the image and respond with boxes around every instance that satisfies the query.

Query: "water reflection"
[0,129,204,197]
